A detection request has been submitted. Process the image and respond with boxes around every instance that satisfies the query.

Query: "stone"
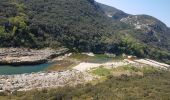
[0,48,68,65]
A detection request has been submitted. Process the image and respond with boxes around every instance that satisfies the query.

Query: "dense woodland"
[0,0,170,63]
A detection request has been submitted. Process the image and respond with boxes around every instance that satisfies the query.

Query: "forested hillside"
[0,0,170,63]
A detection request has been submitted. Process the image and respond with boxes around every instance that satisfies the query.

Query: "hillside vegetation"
[0,0,170,63]
[0,0,126,49]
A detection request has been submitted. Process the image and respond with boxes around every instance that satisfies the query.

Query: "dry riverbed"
[0,70,94,92]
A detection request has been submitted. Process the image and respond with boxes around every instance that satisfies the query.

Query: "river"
[0,63,54,75]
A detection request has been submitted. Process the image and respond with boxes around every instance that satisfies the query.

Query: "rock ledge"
[0,48,68,65]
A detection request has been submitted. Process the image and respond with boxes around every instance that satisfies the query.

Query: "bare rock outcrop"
[0,48,68,65]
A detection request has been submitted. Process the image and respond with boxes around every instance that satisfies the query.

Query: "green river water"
[0,63,53,75]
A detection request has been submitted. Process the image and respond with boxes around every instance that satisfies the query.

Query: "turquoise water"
[0,63,53,75]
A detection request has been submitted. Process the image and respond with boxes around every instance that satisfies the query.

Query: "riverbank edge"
[0,48,69,66]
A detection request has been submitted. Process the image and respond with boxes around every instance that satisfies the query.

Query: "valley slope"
[0,0,170,63]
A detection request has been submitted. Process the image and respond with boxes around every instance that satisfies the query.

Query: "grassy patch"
[112,65,160,74]
[140,66,160,74]
[91,65,160,77]
[94,54,110,59]
[46,60,75,71]
[91,66,111,76]
[112,65,139,72]
[69,53,93,61]
[122,65,140,72]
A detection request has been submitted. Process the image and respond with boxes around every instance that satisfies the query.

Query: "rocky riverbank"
[0,48,68,65]
[0,70,94,92]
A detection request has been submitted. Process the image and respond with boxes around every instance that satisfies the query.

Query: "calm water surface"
[0,63,54,75]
